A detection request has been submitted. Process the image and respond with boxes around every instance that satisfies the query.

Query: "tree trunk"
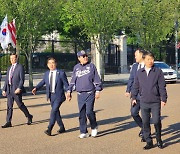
[28,51,33,89]
[16,40,20,56]
[100,52,105,81]
[91,35,105,81]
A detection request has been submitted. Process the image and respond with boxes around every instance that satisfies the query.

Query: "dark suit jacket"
[3,63,25,95]
[131,66,167,103]
[126,63,138,93]
[36,69,69,102]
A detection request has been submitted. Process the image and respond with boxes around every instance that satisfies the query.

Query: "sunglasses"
[82,55,88,58]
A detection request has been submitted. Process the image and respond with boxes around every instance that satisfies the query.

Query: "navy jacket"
[126,63,138,93]
[36,69,69,102]
[68,62,102,92]
[131,66,167,103]
[3,64,25,94]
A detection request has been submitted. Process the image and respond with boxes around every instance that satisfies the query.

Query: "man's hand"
[95,92,100,99]
[14,88,21,94]
[66,92,72,101]
[161,101,166,108]
[2,91,6,97]
[125,92,130,97]
[132,99,137,107]
[32,88,37,95]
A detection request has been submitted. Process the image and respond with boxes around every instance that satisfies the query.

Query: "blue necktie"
[50,72,53,92]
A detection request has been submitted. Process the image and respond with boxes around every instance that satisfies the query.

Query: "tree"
[62,0,124,80]
[123,0,179,56]
[0,0,58,89]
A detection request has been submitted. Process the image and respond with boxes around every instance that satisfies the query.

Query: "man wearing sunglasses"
[67,50,102,139]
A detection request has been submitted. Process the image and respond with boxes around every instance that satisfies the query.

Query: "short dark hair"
[10,53,17,58]
[47,57,57,63]
[144,51,155,59]
[136,48,148,59]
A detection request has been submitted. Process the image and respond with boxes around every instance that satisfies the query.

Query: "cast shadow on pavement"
[0,102,50,112]
[22,96,45,101]
[161,122,180,147]
[96,115,135,137]
[12,109,103,129]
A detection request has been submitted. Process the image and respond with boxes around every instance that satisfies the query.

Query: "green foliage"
[123,0,179,51]
[0,0,59,87]
[62,0,123,52]
[0,0,59,56]
[0,54,27,72]
[0,0,179,65]
[0,55,10,72]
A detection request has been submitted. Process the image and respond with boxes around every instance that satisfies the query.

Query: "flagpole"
[175,8,179,76]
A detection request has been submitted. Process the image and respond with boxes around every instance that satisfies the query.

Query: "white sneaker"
[91,127,98,137]
[78,133,89,139]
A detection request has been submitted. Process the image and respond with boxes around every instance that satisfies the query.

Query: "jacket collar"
[141,65,156,72]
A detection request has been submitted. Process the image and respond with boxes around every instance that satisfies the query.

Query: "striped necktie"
[50,72,53,92]
[9,65,14,84]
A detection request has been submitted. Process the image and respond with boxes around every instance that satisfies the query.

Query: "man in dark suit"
[125,49,147,139]
[2,53,33,128]
[131,51,167,150]
[32,57,69,136]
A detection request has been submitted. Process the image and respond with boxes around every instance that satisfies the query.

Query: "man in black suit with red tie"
[2,53,33,128]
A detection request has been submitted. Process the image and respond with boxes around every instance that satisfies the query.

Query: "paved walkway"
[0,81,179,153]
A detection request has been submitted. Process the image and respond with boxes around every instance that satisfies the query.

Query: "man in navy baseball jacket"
[67,50,103,138]
[32,57,69,136]
[125,49,147,139]
[131,51,167,150]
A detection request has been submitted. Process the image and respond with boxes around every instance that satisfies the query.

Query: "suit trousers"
[7,88,31,123]
[140,102,161,143]
[77,91,97,134]
[48,93,64,130]
[130,99,143,129]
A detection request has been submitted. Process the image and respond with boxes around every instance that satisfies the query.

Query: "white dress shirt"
[49,70,57,93]
[145,67,151,76]
[137,62,145,70]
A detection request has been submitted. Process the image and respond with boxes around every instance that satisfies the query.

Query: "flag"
[177,42,180,49]
[0,15,10,49]
[8,19,16,48]
[0,16,16,49]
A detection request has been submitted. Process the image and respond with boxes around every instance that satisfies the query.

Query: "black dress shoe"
[57,127,66,134]
[2,122,12,128]
[44,129,52,136]
[27,115,33,125]
[157,141,163,149]
[143,142,153,150]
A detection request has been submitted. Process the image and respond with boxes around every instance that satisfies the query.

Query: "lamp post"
[51,32,54,54]
[175,8,179,76]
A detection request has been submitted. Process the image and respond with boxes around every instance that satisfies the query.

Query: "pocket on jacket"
[152,87,159,96]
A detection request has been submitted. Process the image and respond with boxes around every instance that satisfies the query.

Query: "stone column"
[114,35,128,73]
[91,36,101,77]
